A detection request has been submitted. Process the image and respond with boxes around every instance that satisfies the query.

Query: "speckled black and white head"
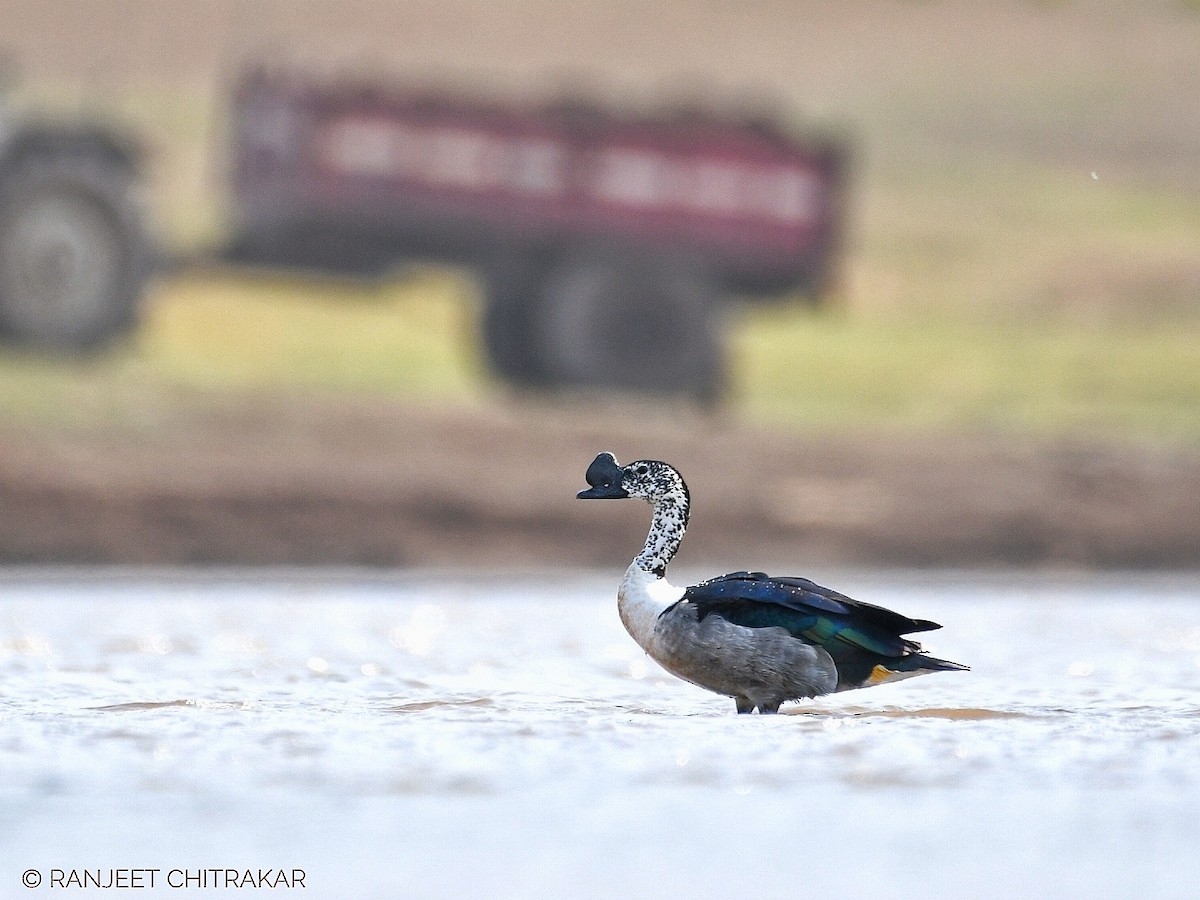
[578,452,690,577]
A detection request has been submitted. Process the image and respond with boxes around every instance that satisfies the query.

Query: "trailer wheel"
[538,249,724,401]
[480,254,554,387]
[0,154,148,349]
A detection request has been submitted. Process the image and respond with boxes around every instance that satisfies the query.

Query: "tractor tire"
[0,153,149,349]
[537,247,724,401]
[479,254,553,388]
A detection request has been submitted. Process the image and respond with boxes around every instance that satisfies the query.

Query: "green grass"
[732,305,1200,440]
[0,270,487,429]
[2,270,1197,443]
[852,157,1200,319]
[140,270,484,394]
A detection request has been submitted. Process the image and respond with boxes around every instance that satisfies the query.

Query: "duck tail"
[861,653,969,687]
[835,651,969,691]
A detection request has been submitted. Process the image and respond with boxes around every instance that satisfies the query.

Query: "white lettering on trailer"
[426,129,493,187]
[320,117,818,224]
[321,118,567,195]
[689,161,745,216]
[506,139,568,195]
[593,147,818,223]
[593,149,667,207]
[321,118,422,178]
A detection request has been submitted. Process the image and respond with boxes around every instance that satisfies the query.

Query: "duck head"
[577,452,689,506]
[578,452,692,575]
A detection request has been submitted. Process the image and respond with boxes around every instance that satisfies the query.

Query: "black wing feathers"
[678,571,943,661]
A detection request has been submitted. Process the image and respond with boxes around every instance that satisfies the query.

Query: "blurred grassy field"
[1,265,1197,442]
[0,271,482,427]
[735,307,1200,439]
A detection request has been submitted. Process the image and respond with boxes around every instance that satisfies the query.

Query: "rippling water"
[2,569,1199,898]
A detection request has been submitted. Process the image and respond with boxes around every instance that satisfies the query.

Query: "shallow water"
[2,569,1199,899]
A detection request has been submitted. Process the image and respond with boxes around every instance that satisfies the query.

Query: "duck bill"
[577,485,629,500]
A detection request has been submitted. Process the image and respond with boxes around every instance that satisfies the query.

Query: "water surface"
[2,570,1199,898]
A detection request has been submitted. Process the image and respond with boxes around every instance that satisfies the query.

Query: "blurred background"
[0,0,1198,569]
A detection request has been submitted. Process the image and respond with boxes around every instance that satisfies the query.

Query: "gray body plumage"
[617,558,839,714]
[653,600,838,713]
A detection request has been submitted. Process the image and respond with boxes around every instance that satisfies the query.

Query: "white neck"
[617,562,684,654]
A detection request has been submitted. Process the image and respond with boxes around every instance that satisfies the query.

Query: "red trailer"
[227,69,849,398]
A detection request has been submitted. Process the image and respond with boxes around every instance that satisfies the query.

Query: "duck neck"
[635,490,690,578]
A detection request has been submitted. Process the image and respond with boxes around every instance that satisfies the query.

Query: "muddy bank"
[1,398,1198,569]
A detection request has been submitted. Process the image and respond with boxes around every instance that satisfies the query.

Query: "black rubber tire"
[0,154,149,349]
[479,253,553,388]
[537,247,724,401]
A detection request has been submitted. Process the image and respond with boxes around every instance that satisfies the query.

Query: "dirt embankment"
[1,398,1197,570]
